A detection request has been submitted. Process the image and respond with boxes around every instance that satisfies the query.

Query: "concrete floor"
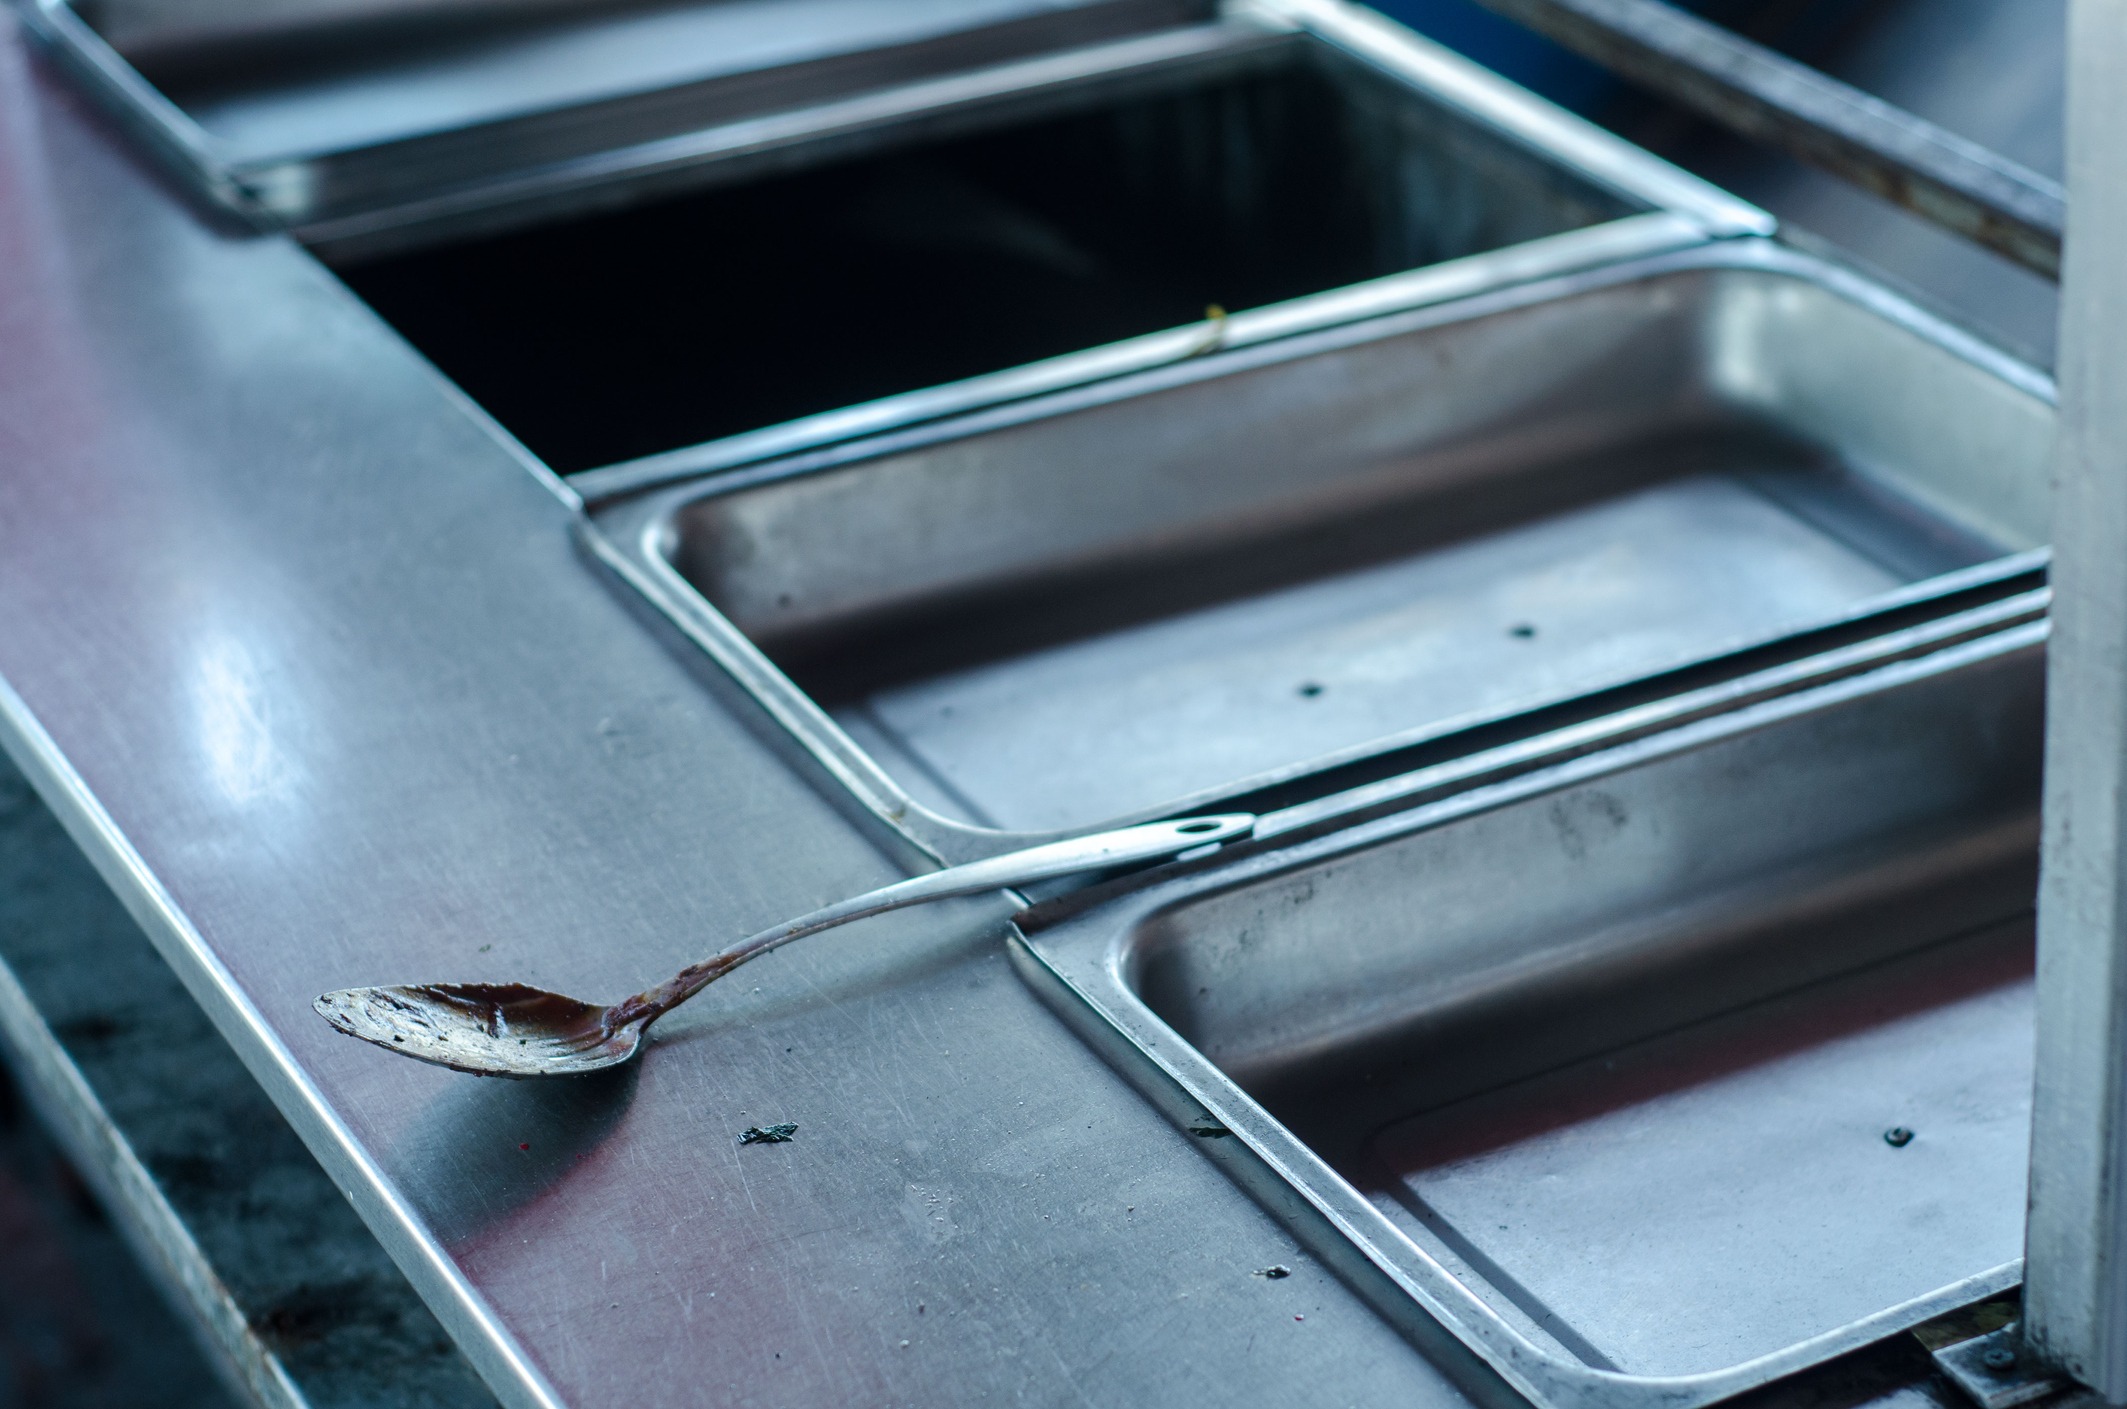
[0,1064,236,1409]
[0,747,495,1409]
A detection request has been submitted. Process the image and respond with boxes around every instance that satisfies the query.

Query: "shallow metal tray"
[587,239,2053,863]
[21,0,1759,271]
[1012,615,2044,1409]
[22,0,1210,237]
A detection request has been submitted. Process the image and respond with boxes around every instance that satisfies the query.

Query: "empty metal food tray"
[1012,612,2045,1409]
[25,0,1212,234]
[587,238,2053,862]
[317,0,1761,476]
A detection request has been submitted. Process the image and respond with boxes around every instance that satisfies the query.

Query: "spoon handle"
[629,814,1254,1017]
[868,815,1255,908]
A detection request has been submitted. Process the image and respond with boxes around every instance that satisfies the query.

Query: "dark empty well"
[332,35,1642,473]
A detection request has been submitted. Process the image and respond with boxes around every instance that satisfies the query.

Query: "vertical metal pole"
[2028,0,2127,1393]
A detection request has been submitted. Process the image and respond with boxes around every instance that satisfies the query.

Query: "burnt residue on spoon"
[315,982,633,1078]
[415,983,602,1037]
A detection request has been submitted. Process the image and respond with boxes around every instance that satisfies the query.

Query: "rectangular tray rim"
[581,238,2054,866]
[17,0,1770,250]
[1008,620,2046,1409]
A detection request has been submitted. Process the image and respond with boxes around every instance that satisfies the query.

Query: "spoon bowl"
[316,814,1253,1078]
[315,982,645,1077]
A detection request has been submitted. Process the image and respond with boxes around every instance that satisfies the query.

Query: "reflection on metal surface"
[1017,622,2044,1409]
[191,633,290,807]
[589,239,2054,863]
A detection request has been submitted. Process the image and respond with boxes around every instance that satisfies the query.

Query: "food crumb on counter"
[739,1123,799,1145]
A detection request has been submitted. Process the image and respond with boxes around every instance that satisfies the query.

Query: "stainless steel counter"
[0,11,1539,1406]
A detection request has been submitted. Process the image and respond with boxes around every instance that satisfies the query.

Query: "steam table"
[0,4,2063,1409]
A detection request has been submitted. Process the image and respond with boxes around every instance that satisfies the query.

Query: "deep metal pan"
[306,0,1766,483]
[585,239,2053,864]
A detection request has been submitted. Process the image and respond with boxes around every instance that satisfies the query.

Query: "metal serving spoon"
[314,813,1253,1078]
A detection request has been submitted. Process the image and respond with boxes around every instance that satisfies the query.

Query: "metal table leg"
[2025,0,2127,1393]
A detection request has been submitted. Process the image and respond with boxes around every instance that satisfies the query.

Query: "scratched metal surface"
[0,13,1496,1407]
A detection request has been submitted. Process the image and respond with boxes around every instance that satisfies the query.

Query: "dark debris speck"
[739,1123,799,1145]
[1254,1266,1291,1279]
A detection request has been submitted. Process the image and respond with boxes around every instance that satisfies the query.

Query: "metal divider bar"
[1461,0,2065,277]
